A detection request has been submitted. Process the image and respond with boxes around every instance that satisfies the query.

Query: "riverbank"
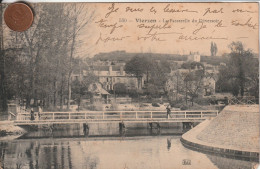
[181,105,259,161]
[0,121,26,138]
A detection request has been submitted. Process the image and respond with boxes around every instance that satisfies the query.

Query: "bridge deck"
[14,110,218,125]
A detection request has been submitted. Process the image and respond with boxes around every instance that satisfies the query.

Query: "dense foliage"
[216,42,259,98]
[0,4,95,112]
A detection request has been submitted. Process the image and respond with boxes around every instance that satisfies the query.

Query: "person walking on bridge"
[166,104,172,119]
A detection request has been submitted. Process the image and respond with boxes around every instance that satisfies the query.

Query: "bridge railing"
[228,96,257,105]
[15,110,218,122]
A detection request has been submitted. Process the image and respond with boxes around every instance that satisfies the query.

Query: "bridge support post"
[148,122,161,135]
[156,122,160,130]
[148,123,153,129]
[119,122,126,135]
[119,122,125,130]
[148,122,160,130]
[49,124,54,137]
[182,122,193,130]
[83,123,89,136]
[182,122,187,129]
[156,122,161,135]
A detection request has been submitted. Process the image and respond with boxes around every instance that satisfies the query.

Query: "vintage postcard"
[0,2,259,169]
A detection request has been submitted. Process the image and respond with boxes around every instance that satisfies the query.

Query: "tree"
[167,70,190,102]
[167,61,206,105]
[184,70,205,106]
[145,83,159,97]
[216,41,258,97]
[181,61,204,70]
[210,41,218,56]
[114,83,127,96]
[2,4,95,111]
[66,4,95,110]
[125,55,154,88]
[2,4,73,109]
[125,56,171,95]
[71,72,98,110]
[0,4,7,113]
[149,60,171,95]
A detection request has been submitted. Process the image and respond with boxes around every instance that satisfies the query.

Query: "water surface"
[0,126,258,169]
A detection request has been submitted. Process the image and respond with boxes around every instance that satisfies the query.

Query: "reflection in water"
[167,138,171,151]
[0,124,258,169]
[0,135,258,169]
[18,123,184,139]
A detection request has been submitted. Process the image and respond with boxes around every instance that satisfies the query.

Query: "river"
[0,124,258,169]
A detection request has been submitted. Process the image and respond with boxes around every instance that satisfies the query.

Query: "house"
[187,52,201,62]
[166,67,216,100]
[90,65,143,91]
[88,83,110,103]
[203,73,216,96]
[72,64,144,92]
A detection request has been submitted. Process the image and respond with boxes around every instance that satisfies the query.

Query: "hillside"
[93,50,188,62]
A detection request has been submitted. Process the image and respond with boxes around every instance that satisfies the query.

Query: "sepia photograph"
[0,2,259,169]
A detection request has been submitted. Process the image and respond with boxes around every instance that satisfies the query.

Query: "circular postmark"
[4,3,33,32]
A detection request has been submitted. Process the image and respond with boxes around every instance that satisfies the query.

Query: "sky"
[73,3,259,58]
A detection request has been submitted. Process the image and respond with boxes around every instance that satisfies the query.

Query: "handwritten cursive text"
[203,8,224,16]
[96,33,131,44]
[138,31,181,41]
[164,4,198,13]
[231,17,258,29]
[105,3,119,18]
[137,22,171,34]
[95,19,123,34]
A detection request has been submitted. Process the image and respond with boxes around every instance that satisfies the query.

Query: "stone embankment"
[181,105,259,161]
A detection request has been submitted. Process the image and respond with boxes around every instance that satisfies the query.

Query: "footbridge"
[14,110,219,126]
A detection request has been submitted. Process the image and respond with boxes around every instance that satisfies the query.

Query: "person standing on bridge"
[166,104,172,119]
[30,108,35,121]
[38,106,42,120]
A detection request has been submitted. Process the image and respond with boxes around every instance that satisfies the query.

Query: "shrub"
[180,105,188,110]
[152,102,160,107]
[194,98,211,106]
[128,89,139,98]
[140,103,148,107]
[109,100,119,111]
[84,101,103,111]
[114,83,127,96]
